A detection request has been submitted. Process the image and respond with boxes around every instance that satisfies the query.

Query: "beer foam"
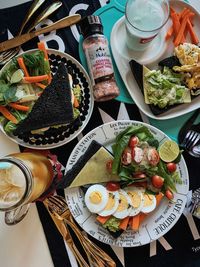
[0,164,26,209]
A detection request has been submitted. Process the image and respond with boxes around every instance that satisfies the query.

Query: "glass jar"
[0,152,54,224]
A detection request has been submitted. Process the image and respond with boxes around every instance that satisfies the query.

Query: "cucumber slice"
[10,69,24,84]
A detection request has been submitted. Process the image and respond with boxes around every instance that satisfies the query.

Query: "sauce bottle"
[78,15,120,102]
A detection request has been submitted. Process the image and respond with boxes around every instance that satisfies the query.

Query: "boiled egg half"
[113,190,132,219]
[98,191,119,216]
[125,186,144,216]
[141,193,156,213]
[84,184,109,213]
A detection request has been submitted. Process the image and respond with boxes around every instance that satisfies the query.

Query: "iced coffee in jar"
[0,152,54,224]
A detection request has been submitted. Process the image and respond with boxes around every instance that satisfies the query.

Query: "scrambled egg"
[173,43,200,92]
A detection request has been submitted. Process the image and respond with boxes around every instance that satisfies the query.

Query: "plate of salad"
[0,42,94,149]
[111,0,200,119]
[64,120,189,247]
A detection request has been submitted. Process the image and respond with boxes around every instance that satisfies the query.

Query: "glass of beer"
[0,152,54,225]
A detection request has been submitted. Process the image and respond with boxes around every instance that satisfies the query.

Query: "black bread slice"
[14,63,74,135]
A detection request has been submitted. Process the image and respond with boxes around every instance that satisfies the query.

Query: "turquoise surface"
[78,0,200,141]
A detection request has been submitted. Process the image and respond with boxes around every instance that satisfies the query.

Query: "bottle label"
[84,37,114,85]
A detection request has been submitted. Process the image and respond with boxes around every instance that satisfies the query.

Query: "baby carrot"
[37,42,48,60]
[187,19,199,44]
[119,216,130,230]
[165,25,174,40]
[96,215,111,224]
[37,42,52,84]
[23,75,49,83]
[0,106,18,124]
[174,13,191,46]
[130,214,140,231]
[8,103,29,112]
[35,82,47,89]
[17,57,29,77]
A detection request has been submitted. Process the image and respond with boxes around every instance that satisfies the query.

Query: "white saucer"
[112,16,167,65]
[110,0,200,120]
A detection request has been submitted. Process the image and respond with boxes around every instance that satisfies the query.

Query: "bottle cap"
[78,15,103,38]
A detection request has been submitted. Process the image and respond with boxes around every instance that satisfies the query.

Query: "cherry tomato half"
[151,175,164,189]
[166,162,177,173]
[129,136,139,148]
[165,189,174,200]
[106,159,113,173]
[106,182,120,191]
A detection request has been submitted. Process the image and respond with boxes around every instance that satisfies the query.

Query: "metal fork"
[44,195,116,267]
[43,199,90,267]
[0,0,62,65]
[0,0,45,65]
[181,129,200,149]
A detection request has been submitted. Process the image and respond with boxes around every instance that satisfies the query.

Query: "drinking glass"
[0,152,54,225]
[125,0,169,51]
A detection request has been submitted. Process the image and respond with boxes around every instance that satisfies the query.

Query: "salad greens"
[144,67,191,108]
[112,125,154,174]
[0,48,82,136]
[111,125,181,195]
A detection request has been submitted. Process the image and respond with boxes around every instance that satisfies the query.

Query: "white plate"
[65,120,189,247]
[110,0,200,120]
[0,49,94,149]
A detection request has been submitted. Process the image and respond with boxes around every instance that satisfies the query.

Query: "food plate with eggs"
[65,120,189,247]
[110,0,200,119]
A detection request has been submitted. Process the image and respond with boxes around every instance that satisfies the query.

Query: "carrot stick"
[187,19,199,44]
[35,82,47,90]
[96,215,111,224]
[131,214,140,231]
[156,192,164,206]
[0,106,18,124]
[23,75,49,83]
[165,25,174,40]
[174,13,191,46]
[37,42,52,84]
[119,216,130,230]
[139,213,147,224]
[179,8,189,21]
[37,42,48,60]
[17,57,29,77]
[8,103,29,112]
[170,7,176,15]
[171,11,181,38]
[73,96,79,108]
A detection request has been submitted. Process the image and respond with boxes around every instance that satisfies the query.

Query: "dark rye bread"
[14,63,74,135]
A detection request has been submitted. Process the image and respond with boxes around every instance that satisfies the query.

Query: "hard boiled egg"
[113,190,132,219]
[141,193,156,213]
[125,186,144,216]
[98,191,119,217]
[85,184,108,213]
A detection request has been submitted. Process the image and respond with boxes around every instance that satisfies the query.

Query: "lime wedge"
[10,69,24,84]
[158,140,180,163]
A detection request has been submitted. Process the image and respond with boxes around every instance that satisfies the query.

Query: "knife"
[0,14,81,52]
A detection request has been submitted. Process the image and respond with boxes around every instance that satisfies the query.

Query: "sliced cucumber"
[10,69,24,84]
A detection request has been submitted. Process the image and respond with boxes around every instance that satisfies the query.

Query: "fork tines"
[181,130,200,150]
[47,195,67,215]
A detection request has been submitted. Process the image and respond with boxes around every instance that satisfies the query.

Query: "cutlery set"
[0,0,81,62]
[44,195,116,267]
